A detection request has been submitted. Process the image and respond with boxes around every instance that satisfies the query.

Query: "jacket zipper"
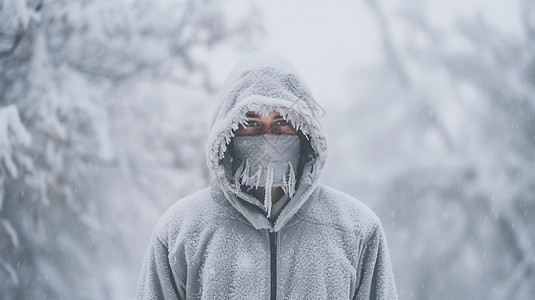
[269,231,277,300]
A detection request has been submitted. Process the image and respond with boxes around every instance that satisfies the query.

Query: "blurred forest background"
[1,0,533,299]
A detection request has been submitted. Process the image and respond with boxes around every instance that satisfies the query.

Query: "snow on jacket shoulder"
[136,52,397,300]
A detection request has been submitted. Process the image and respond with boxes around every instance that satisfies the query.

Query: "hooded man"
[136,53,398,300]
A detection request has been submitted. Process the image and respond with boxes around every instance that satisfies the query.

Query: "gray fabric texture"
[230,134,301,217]
[269,194,289,221]
[136,52,398,300]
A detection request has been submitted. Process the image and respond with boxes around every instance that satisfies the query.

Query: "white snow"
[0,218,19,249]
[0,105,31,178]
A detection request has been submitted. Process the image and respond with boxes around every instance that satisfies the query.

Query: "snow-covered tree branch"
[0,0,261,298]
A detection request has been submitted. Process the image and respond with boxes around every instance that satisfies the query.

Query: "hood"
[206,52,328,231]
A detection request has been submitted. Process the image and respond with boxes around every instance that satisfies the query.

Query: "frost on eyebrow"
[245,112,260,118]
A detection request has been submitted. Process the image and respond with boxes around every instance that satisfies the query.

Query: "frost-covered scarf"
[230,134,301,216]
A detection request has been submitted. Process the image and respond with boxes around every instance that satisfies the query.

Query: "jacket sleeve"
[136,234,186,300]
[354,222,398,300]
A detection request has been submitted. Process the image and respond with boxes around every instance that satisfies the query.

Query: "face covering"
[230,134,301,216]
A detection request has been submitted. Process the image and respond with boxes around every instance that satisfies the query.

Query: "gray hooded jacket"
[136,53,398,300]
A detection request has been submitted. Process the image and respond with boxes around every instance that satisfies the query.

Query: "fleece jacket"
[136,52,398,300]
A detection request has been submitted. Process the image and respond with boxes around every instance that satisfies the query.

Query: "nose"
[262,123,272,134]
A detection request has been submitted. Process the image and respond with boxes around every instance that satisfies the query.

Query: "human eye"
[276,119,289,126]
[245,120,259,127]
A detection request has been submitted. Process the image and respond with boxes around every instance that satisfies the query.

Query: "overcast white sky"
[257,0,381,106]
[208,0,380,107]
[209,0,522,108]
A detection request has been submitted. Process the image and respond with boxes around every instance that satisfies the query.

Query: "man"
[136,53,398,299]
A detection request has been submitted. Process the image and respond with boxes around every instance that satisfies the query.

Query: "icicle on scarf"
[230,134,301,217]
